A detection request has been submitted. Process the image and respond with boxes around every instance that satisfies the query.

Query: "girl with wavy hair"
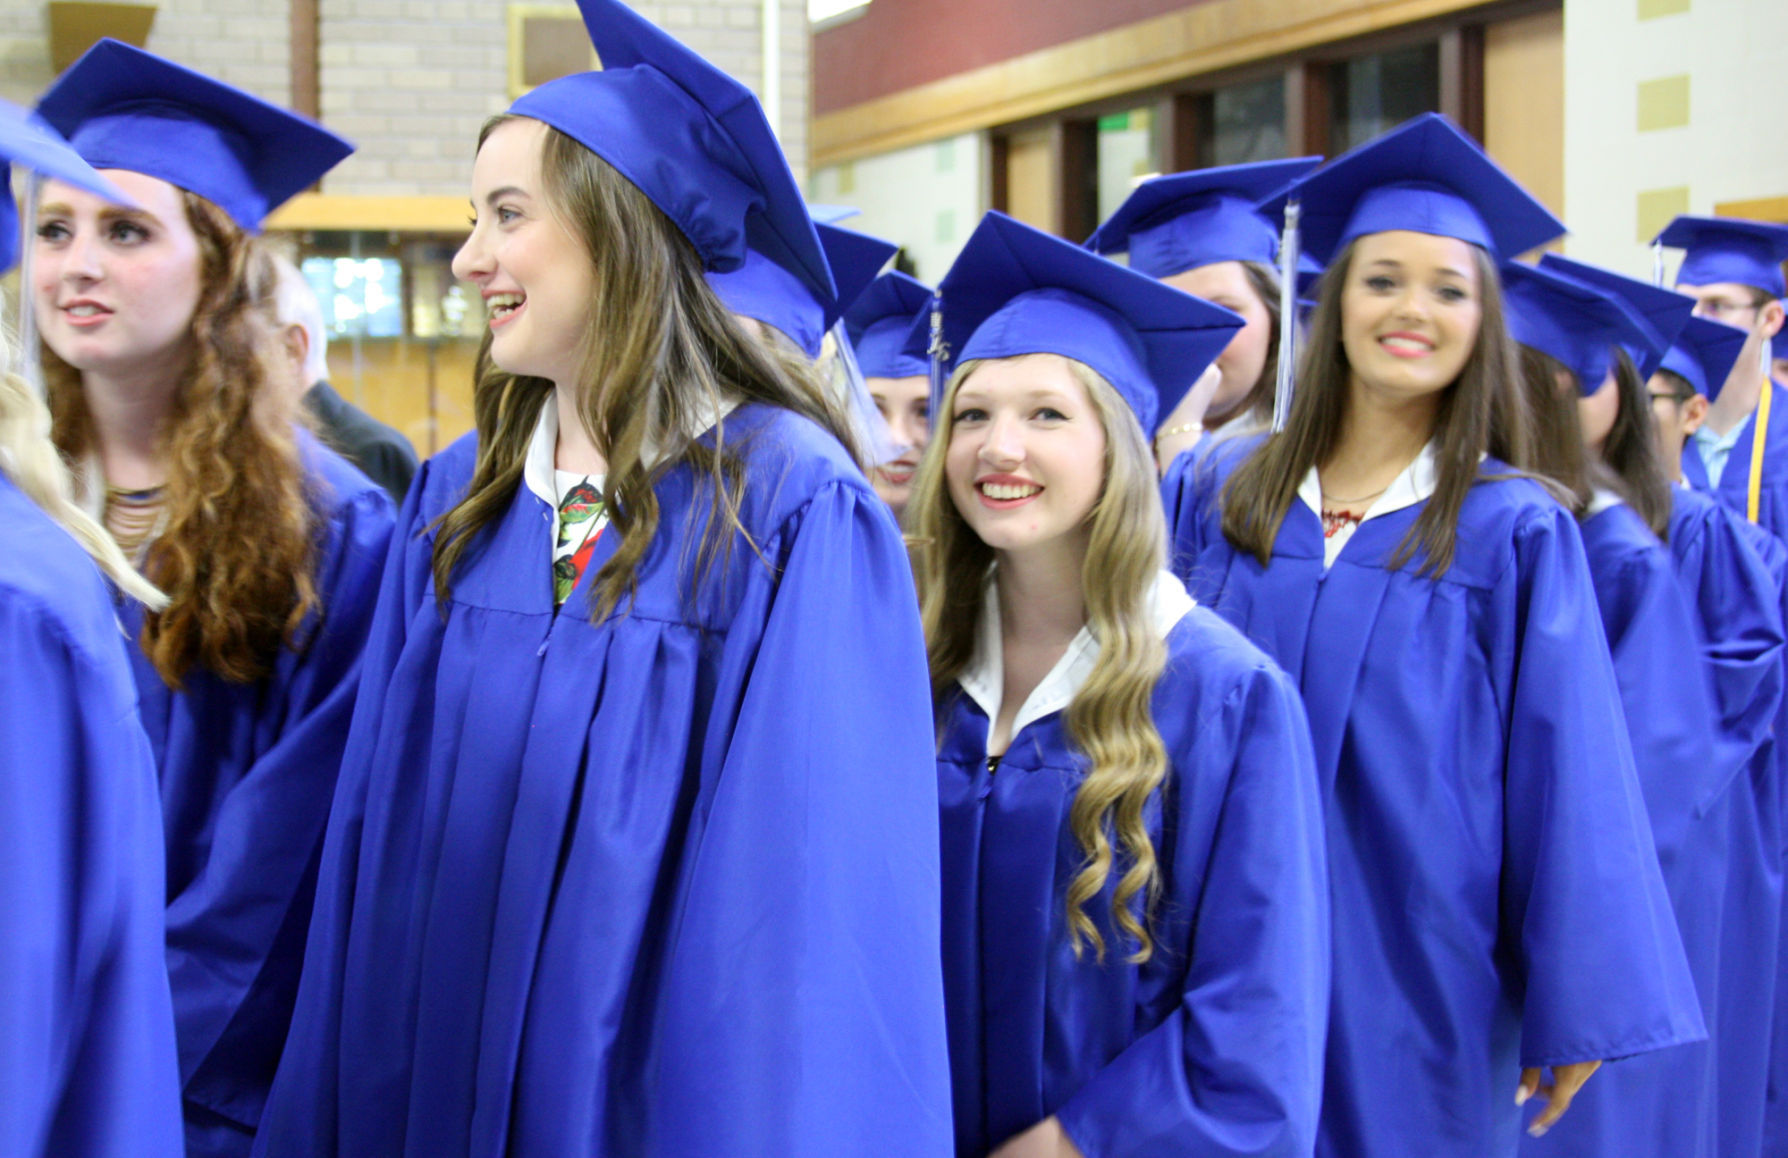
[909,210,1327,1158]
[1162,114,1703,1157]
[30,41,396,1158]
[1088,157,1322,471]
[0,108,183,1158]
[255,4,952,1154]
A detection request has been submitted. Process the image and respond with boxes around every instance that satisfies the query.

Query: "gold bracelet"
[1155,422,1203,441]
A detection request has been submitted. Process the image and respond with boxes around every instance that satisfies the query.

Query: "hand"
[1517,1060,1602,1137]
[988,1116,1086,1158]
[1184,362,1223,425]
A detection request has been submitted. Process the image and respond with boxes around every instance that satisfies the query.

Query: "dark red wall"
[813,0,1211,115]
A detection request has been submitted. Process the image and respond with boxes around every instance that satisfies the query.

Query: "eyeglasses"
[1696,299,1765,322]
[1648,391,1691,404]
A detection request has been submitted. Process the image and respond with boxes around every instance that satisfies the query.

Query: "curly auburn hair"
[45,191,320,688]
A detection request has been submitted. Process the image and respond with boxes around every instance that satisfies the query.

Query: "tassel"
[927,289,949,410]
[13,177,43,396]
[1652,239,1666,289]
[1272,199,1301,434]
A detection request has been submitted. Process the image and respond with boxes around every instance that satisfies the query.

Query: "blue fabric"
[0,473,184,1157]
[1536,254,1696,381]
[253,404,954,1156]
[1516,497,1768,1158]
[1501,261,1657,393]
[846,271,932,379]
[118,437,393,1152]
[36,40,352,232]
[1257,114,1564,265]
[936,608,1329,1157]
[1085,157,1321,277]
[1657,215,1788,298]
[1162,440,1705,1158]
[934,211,1243,433]
[0,97,134,271]
[1662,316,1751,402]
[705,222,894,358]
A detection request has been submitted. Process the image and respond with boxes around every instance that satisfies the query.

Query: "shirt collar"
[957,568,1195,742]
[1692,420,1745,454]
[1586,487,1624,518]
[523,389,740,506]
[1297,440,1441,522]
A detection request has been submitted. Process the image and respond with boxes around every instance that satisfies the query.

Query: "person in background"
[253,2,952,1153]
[1086,156,1321,469]
[1163,113,1703,1157]
[32,40,397,1158]
[844,269,932,516]
[270,255,418,503]
[0,99,184,1158]
[911,210,1325,1158]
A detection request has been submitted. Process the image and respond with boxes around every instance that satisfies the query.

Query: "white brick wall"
[1,0,810,199]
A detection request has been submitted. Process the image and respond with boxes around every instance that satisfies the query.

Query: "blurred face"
[868,374,930,512]
[1774,355,1788,385]
[1647,373,1707,477]
[1576,368,1619,452]
[1340,231,1482,401]
[1162,260,1271,421]
[1679,281,1771,329]
[452,117,595,387]
[33,171,203,382]
[945,354,1106,560]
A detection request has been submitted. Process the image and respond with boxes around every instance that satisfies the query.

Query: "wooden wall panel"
[324,338,482,459]
[1483,8,1563,221]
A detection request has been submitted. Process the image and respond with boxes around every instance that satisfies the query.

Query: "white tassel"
[1272,199,1301,434]
[927,289,949,407]
[1652,239,1666,290]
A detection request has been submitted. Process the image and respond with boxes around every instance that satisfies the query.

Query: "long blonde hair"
[432,117,859,619]
[0,320,163,607]
[910,355,1171,962]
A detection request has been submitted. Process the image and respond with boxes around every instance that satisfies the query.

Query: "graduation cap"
[845,271,931,380]
[511,0,833,317]
[1085,156,1323,278]
[35,39,352,232]
[922,210,1244,434]
[1658,315,1751,401]
[1501,261,1657,395]
[0,98,134,272]
[1537,253,1695,380]
[708,220,895,358]
[1655,215,1788,298]
[1257,113,1565,265]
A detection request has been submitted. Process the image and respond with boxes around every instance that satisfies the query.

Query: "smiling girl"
[845,270,933,515]
[31,41,395,1158]
[911,211,1328,1158]
[1162,114,1702,1158]
[254,4,951,1155]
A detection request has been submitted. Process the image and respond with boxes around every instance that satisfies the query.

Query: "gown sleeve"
[0,594,184,1157]
[1681,504,1787,813]
[1054,655,1330,1158]
[169,484,396,1122]
[1501,507,1705,1066]
[249,461,438,1154]
[647,479,955,1157]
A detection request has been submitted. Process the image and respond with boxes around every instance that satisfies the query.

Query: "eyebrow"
[1362,257,1471,280]
[37,201,164,228]
[478,186,532,208]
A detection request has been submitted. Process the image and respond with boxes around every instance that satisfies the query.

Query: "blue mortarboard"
[1501,261,1656,395]
[1659,315,1751,401]
[1085,157,1323,278]
[845,272,931,380]
[0,99,134,272]
[513,0,833,316]
[36,39,351,233]
[708,220,894,358]
[1258,113,1565,264]
[1537,253,1695,380]
[1655,216,1788,298]
[922,211,1244,433]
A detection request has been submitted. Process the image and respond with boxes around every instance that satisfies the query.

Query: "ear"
[1762,297,1785,339]
[281,322,310,376]
[1683,393,1711,436]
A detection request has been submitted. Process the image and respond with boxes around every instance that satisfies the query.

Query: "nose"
[51,226,104,286]
[1391,283,1430,321]
[451,224,489,283]
[890,411,927,455]
[977,411,1023,468]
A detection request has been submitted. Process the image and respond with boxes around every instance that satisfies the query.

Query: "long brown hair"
[431,117,860,621]
[46,192,320,687]
[910,355,1171,963]
[1219,239,1528,576]
[1596,347,1673,539]
[1209,260,1286,433]
[1512,345,1594,516]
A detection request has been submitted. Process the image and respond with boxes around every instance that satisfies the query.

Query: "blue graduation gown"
[1162,441,1704,1158]
[937,605,1329,1157]
[121,436,394,1154]
[254,404,954,1157]
[0,474,184,1157]
[1519,497,1756,1158]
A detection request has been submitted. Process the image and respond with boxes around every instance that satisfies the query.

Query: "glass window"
[1328,43,1440,154]
[304,257,405,340]
[1096,106,1161,224]
[1202,76,1287,168]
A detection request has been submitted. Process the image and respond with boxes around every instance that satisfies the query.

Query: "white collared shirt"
[956,569,1195,750]
[1298,442,1440,568]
